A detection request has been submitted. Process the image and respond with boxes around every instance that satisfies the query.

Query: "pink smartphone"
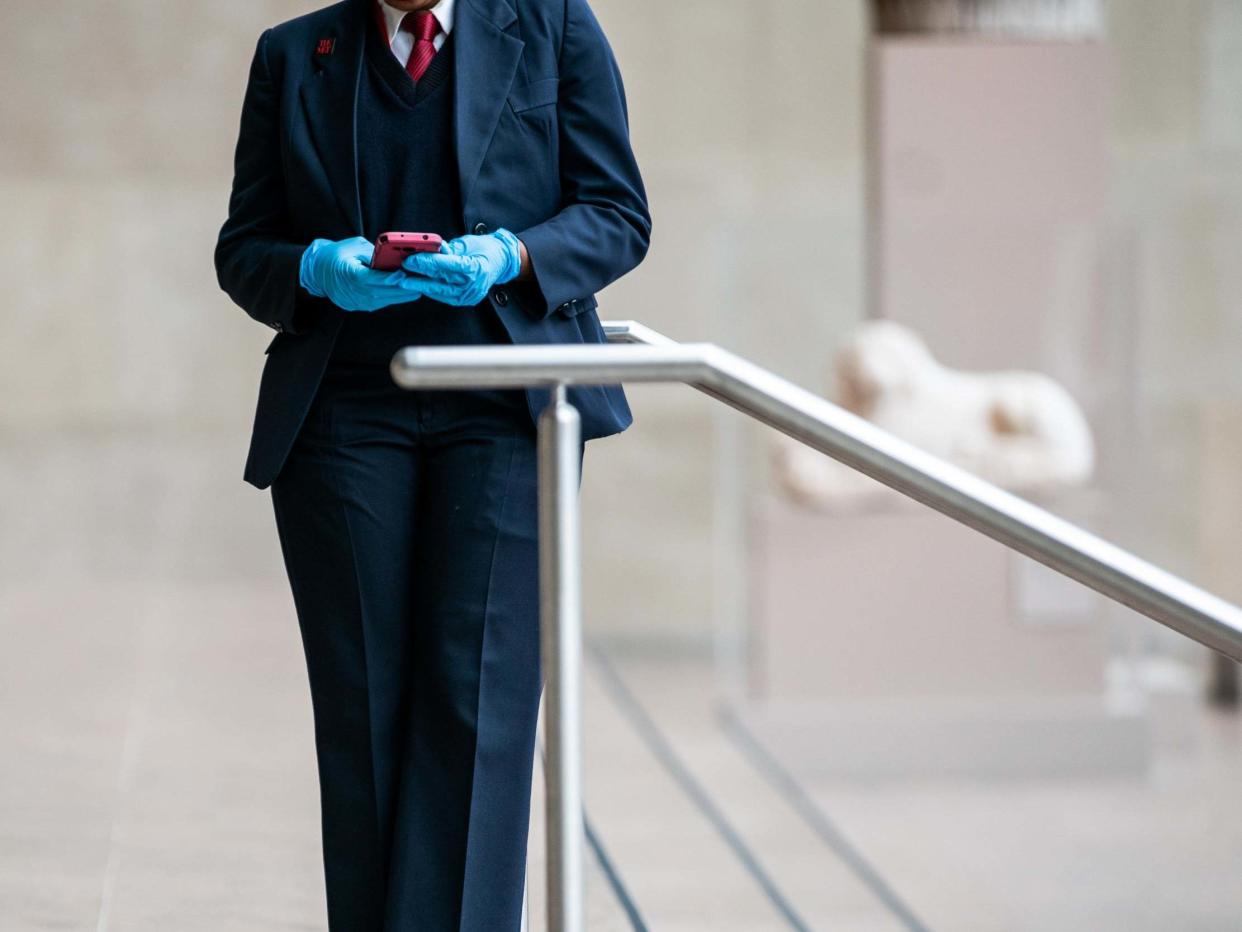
[370,232,444,271]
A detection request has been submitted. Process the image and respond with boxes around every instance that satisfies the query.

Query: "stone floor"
[2,579,1241,931]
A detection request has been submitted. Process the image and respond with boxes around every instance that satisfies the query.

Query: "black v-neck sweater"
[333,22,508,365]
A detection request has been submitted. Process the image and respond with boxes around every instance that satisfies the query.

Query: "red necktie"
[402,11,441,82]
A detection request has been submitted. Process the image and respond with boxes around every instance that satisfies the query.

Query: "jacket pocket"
[508,78,559,114]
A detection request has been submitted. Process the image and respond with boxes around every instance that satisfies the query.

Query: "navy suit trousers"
[271,362,571,932]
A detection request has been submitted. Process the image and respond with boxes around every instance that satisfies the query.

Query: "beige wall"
[0,1,866,649]
[1103,0,1242,635]
[3,0,1240,654]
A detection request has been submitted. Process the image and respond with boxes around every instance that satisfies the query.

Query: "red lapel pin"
[316,38,336,56]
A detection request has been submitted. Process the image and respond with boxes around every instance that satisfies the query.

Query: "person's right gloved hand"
[299,236,432,312]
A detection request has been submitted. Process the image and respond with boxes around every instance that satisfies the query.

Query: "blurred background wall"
[7,4,1242,928]
[6,4,1242,928]
[0,0,865,653]
[0,0,1240,662]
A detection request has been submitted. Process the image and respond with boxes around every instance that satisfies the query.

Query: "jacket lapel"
[298,0,368,232]
[453,0,524,207]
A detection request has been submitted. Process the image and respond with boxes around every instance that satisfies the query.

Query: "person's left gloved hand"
[401,229,523,307]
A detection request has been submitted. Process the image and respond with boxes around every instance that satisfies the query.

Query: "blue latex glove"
[400,229,523,307]
[299,236,434,312]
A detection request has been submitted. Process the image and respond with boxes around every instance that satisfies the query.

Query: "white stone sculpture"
[775,320,1095,510]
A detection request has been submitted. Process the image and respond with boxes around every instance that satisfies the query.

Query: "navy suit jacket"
[216,0,650,489]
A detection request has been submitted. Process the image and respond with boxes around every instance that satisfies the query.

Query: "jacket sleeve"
[515,0,652,320]
[214,29,322,334]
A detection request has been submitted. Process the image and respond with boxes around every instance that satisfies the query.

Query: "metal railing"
[391,320,1242,932]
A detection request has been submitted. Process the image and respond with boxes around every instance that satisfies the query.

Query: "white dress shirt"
[378,0,455,67]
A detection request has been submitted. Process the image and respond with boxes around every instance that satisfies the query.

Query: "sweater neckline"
[364,14,454,110]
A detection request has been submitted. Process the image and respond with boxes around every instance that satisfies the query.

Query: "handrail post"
[538,382,585,932]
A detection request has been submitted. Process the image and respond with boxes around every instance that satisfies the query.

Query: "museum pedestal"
[745,496,1149,778]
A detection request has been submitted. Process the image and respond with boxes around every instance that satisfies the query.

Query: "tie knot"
[402,10,441,43]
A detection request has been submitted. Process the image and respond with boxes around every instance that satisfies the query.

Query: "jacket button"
[494,288,510,307]
[473,222,489,235]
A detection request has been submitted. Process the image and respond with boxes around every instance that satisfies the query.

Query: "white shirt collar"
[378,0,456,45]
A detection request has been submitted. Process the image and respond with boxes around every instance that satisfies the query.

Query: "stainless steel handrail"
[391,320,1242,932]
